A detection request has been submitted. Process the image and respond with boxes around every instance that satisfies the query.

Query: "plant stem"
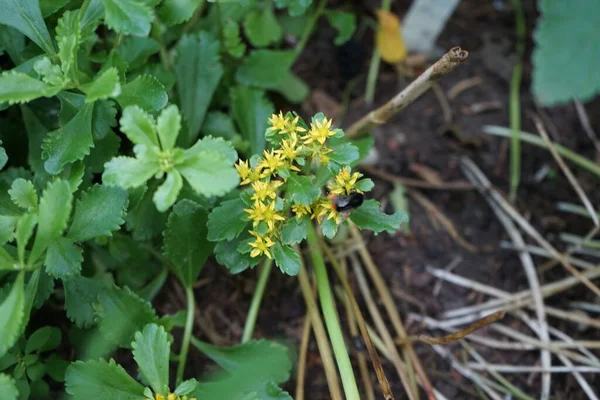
[241,259,273,343]
[509,0,525,202]
[306,223,360,400]
[364,0,391,104]
[292,0,328,63]
[176,286,195,386]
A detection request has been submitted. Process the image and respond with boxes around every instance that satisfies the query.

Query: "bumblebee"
[328,191,364,213]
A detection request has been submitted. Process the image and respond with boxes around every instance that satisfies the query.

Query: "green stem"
[241,259,274,343]
[306,223,360,400]
[509,0,525,202]
[364,0,392,104]
[176,286,195,386]
[292,0,328,63]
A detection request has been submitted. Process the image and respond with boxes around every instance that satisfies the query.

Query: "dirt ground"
[159,1,600,399]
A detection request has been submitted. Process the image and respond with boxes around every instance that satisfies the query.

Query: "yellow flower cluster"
[147,394,195,400]
[327,167,362,196]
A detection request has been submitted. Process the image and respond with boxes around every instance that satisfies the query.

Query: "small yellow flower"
[235,159,268,185]
[251,180,282,202]
[249,231,275,259]
[283,115,307,135]
[147,394,195,400]
[267,111,287,133]
[291,204,311,218]
[258,150,285,174]
[328,167,362,196]
[317,199,343,224]
[235,159,252,182]
[244,200,285,231]
[276,132,302,160]
[303,117,335,145]
[306,142,333,164]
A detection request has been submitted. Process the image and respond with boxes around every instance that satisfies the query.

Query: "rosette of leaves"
[102,105,239,212]
[64,323,293,400]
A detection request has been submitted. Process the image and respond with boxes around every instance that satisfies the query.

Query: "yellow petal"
[375,10,407,64]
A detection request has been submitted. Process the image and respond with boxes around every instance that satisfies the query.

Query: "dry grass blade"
[346,47,469,139]
[416,311,506,345]
[362,164,476,190]
[574,100,600,154]
[465,364,600,373]
[460,157,600,297]
[295,316,312,400]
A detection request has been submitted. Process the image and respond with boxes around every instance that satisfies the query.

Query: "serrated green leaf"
[214,237,256,274]
[158,0,203,26]
[328,141,359,165]
[44,237,82,279]
[349,199,407,234]
[67,184,129,242]
[117,75,168,112]
[163,200,212,286]
[81,68,121,103]
[8,179,37,211]
[156,104,181,151]
[230,86,273,155]
[65,359,146,400]
[0,373,18,400]
[120,106,159,148]
[103,156,159,189]
[93,100,118,140]
[325,10,356,45]
[33,57,65,86]
[132,324,169,395]
[272,241,300,275]
[0,272,24,359]
[15,214,36,263]
[0,246,17,270]
[96,285,157,347]
[532,0,600,105]
[207,198,247,241]
[0,0,55,55]
[274,0,312,16]
[235,50,295,89]
[243,6,282,47]
[30,180,72,264]
[174,379,197,396]
[287,173,319,206]
[178,152,239,197]
[42,103,94,175]
[25,326,61,355]
[88,130,121,173]
[280,217,308,245]
[275,72,309,104]
[102,0,153,37]
[153,170,183,212]
[64,276,108,328]
[56,11,80,79]
[201,111,237,139]
[185,136,237,162]
[174,32,224,144]
[126,183,168,241]
[0,71,60,105]
[355,178,374,192]
[320,216,338,239]
[223,19,246,58]
[118,36,160,69]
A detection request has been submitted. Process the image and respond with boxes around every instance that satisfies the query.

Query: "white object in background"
[401,0,462,55]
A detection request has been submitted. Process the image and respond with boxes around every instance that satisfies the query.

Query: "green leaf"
[351,136,374,167]
[214,237,257,274]
[272,242,300,275]
[235,50,295,89]
[349,199,407,234]
[0,0,55,54]
[201,111,237,139]
[119,106,159,148]
[118,37,160,69]
[126,184,169,241]
[325,10,356,45]
[8,179,37,211]
[25,326,61,354]
[222,19,246,58]
[0,142,6,170]
[96,285,157,347]
[185,136,237,162]
[207,198,247,241]
[44,237,82,279]
[158,0,203,26]
[274,0,312,16]
[0,273,24,358]
[354,179,374,192]
[0,71,60,105]
[64,276,108,328]
[0,373,18,400]
[65,359,146,400]
[117,75,168,112]
[42,103,94,175]
[56,10,80,79]
[230,86,273,155]
[30,180,72,264]
[81,68,121,103]
[280,217,308,245]
[40,0,70,17]
[178,152,239,197]
[320,216,338,239]
[174,32,224,144]
[67,184,129,242]
[103,157,159,189]
[102,0,153,37]
[0,246,18,270]
[132,324,169,396]
[153,170,183,212]
[274,72,309,104]
[328,141,359,165]
[33,57,65,86]
[156,104,181,151]
[286,173,319,206]
[163,200,213,286]
[532,0,600,105]
[243,6,283,47]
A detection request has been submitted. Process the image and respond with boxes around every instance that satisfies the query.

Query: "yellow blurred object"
[375,9,407,64]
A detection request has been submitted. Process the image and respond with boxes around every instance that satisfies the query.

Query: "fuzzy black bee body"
[330,191,364,213]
